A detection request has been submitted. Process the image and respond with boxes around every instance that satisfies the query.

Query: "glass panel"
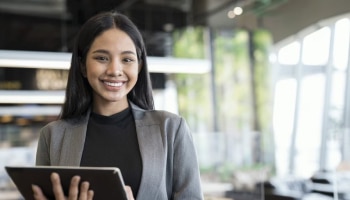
[277,41,300,65]
[333,18,350,71]
[325,71,346,170]
[330,71,346,121]
[294,74,325,178]
[272,78,297,177]
[302,27,331,65]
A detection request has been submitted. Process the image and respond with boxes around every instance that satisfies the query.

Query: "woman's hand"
[32,172,94,200]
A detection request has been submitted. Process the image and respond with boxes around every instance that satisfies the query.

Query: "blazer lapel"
[59,118,88,166]
[131,103,166,199]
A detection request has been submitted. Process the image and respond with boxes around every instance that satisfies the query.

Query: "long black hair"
[59,11,154,120]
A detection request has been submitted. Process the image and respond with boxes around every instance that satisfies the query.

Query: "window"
[302,27,331,66]
[273,14,350,178]
[273,79,297,176]
[278,41,300,65]
[333,18,350,70]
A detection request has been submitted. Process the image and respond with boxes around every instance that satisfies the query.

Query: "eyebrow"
[91,49,137,56]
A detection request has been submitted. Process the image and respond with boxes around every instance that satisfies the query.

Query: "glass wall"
[272,13,350,178]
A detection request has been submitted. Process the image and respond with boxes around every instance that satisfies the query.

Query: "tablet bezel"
[5,165,128,200]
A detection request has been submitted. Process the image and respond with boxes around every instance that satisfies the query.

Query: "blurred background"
[1,0,350,199]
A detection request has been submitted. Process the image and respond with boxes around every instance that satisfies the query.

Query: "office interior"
[1,0,350,199]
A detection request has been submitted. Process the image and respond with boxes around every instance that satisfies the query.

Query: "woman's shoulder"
[147,109,181,118]
[130,102,183,121]
[39,119,65,134]
[40,117,85,134]
[139,109,184,124]
[140,109,190,132]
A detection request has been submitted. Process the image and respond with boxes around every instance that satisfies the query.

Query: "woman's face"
[84,28,140,112]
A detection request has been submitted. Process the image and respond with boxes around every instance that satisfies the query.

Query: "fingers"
[87,189,94,200]
[78,181,94,200]
[125,186,135,200]
[78,181,89,200]
[51,172,67,200]
[68,175,81,200]
[49,172,94,200]
[32,184,47,200]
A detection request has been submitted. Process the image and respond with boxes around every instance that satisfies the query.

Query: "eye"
[94,56,109,62]
[123,57,135,63]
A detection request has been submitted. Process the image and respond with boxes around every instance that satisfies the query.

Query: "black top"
[80,107,142,197]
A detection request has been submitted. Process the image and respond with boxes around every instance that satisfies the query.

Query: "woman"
[32,11,203,200]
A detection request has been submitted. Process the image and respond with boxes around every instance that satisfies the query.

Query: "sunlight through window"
[278,42,300,65]
[333,18,350,70]
[302,27,331,65]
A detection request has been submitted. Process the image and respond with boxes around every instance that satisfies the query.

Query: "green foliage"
[172,27,273,134]
[172,26,275,175]
[252,29,273,135]
[172,27,212,131]
[173,26,206,59]
[214,30,252,132]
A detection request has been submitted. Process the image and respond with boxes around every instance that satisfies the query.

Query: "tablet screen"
[5,166,127,200]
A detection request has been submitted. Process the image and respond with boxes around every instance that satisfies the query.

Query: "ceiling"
[0,0,349,55]
[0,0,289,55]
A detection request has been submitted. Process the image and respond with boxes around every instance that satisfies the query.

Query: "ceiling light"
[163,23,174,32]
[233,7,243,15]
[227,10,236,19]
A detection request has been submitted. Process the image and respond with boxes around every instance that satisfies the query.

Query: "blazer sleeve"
[35,127,51,166]
[172,117,204,200]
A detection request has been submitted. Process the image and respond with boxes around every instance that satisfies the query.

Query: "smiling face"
[84,28,140,115]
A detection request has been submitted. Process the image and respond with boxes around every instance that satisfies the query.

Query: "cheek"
[85,63,101,84]
[85,61,99,77]
[130,68,140,80]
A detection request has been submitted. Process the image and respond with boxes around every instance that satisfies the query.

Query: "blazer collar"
[59,101,166,199]
[130,101,166,199]
[58,114,89,166]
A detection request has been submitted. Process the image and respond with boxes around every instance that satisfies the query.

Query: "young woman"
[32,11,203,200]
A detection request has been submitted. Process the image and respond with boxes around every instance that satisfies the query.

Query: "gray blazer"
[36,102,204,200]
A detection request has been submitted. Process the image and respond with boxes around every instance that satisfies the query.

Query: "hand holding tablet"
[31,172,94,200]
[5,166,128,200]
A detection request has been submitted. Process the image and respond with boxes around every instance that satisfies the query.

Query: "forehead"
[89,28,136,52]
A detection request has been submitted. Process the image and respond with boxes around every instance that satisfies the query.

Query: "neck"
[92,99,129,116]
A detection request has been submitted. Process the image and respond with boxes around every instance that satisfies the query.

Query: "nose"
[106,60,123,76]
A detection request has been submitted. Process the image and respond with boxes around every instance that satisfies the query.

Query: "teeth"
[104,81,123,87]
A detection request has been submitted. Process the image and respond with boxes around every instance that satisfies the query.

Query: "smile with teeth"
[104,81,124,87]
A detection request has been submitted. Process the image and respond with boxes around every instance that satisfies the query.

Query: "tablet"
[5,166,127,200]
